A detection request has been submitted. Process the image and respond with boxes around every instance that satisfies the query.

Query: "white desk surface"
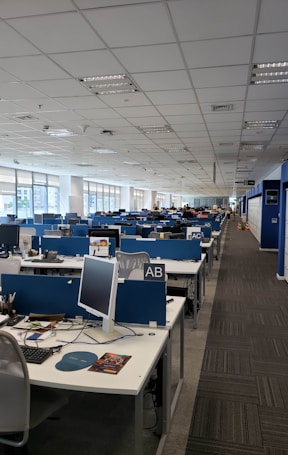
[165,296,185,329]
[21,256,84,269]
[150,254,206,274]
[201,238,214,248]
[5,325,168,396]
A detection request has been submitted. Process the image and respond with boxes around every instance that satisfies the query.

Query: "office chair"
[149,231,171,239]
[0,330,68,451]
[116,251,150,279]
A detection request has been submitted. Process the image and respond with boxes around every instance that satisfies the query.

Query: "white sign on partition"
[89,236,109,256]
[186,226,202,240]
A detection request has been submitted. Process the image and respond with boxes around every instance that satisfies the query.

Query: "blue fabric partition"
[115,280,166,326]
[19,223,54,236]
[70,224,89,237]
[1,274,166,325]
[120,238,201,260]
[41,236,89,256]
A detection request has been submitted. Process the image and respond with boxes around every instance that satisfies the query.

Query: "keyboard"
[20,345,53,364]
[31,258,64,263]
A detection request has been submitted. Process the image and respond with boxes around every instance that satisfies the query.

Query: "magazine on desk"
[88,352,131,374]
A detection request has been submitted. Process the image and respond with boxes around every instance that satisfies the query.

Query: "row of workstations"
[1,217,225,454]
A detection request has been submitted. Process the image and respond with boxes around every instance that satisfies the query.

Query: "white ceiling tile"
[132,71,191,91]
[113,44,185,73]
[0,0,76,17]
[247,84,288,100]
[114,106,160,118]
[50,50,125,78]
[0,22,39,57]
[257,0,288,33]
[204,113,243,123]
[83,3,175,47]
[169,0,258,41]
[0,55,70,81]
[196,86,246,103]
[190,66,249,89]
[244,111,286,121]
[27,79,90,98]
[56,96,107,110]
[97,92,151,108]
[146,90,196,105]
[165,115,203,125]
[253,33,288,62]
[157,104,201,116]
[182,36,253,69]
[0,82,43,100]
[7,12,105,53]
[246,99,288,112]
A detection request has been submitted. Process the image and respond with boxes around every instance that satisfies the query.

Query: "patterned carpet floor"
[186,220,288,455]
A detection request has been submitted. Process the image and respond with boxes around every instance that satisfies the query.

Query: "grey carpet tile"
[264,448,288,455]
[247,324,288,338]
[247,311,288,327]
[186,438,264,455]
[197,372,258,403]
[251,336,288,359]
[190,396,262,446]
[201,348,252,375]
[256,376,288,408]
[208,319,247,336]
[206,334,251,351]
[259,407,288,450]
[252,359,288,376]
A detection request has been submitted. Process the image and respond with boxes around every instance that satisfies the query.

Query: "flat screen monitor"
[88,228,120,248]
[0,224,20,251]
[77,255,119,342]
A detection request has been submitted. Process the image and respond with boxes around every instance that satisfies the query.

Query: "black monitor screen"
[88,228,120,248]
[0,224,20,248]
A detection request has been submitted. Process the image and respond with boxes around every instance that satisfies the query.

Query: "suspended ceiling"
[0,0,287,198]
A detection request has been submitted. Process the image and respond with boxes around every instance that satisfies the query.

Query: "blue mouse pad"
[55,351,98,371]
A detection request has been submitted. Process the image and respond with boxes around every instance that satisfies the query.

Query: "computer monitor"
[77,255,119,342]
[0,224,20,252]
[88,228,120,248]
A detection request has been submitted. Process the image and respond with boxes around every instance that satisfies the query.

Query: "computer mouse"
[55,351,98,371]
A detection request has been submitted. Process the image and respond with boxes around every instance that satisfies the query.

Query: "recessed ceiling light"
[210,104,234,112]
[79,74,139,95]
[244,120,279,129]
[92,147,117,154]
[240,142,266,151]
[29,151,55,156]
[251,62,288,84]
[137,125,173,134]
[43,126,77,137]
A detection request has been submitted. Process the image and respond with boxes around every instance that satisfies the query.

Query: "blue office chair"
[0,331,68,451]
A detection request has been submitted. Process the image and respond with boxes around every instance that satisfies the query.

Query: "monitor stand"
[84,326,122,343]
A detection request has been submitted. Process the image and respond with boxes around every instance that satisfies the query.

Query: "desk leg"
[193,274,198,329]
[135,392,144,455]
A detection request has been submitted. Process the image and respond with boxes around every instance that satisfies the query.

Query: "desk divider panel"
[120,238,201,260]
[2,274,166,325]
[41,236,89,256]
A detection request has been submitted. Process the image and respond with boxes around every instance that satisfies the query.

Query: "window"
[0,167,16,218]
[17,170,33,218]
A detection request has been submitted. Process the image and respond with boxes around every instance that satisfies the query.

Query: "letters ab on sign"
[144,263,165,281]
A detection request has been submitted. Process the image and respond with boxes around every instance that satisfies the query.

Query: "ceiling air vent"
[210,104,234,112]
[13,114,38,121]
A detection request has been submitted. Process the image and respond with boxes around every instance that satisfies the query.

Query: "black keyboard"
[20,345,52,364]
[31,258,64,263]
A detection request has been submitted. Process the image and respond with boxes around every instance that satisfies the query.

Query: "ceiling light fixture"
[137,125,173,134]
[244,120,279,129]
[92,147,117,154]
[240,142,266,151]
[79,74,139,95]
[43,126,77,137]
[251,62,288,84]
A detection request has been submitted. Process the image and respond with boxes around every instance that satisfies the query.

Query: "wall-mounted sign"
[244,180,255,186]
[265,189,278,205]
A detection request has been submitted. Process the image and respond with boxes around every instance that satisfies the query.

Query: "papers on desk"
[12,320,55,341]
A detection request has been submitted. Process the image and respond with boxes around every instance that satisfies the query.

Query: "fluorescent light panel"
[79,74,139,95]
[251,62,288,84]
[138,125,173,134]
[244,120,279,129]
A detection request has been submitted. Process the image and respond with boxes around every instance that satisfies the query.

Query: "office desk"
[5,326,169,455]
[201,238,214,276]
[21,256,84,274]
[151,255,206,329]
[212,230,221,260]
[165,297,185,422]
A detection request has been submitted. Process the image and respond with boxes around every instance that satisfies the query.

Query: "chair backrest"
[0,331,30,445]
[149,231,171,239]
[116,251,150,279]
